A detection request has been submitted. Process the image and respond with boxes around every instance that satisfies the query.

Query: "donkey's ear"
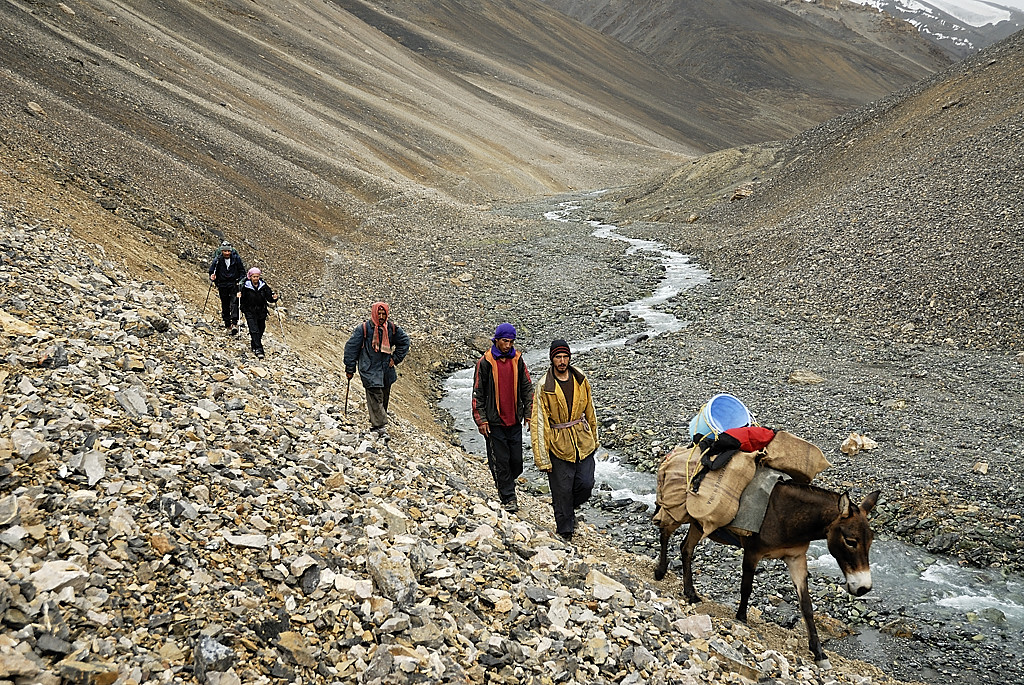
[861,490,880,515]
[837,492,853,517]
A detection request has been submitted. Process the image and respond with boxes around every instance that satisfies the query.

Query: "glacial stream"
[439,201,1024,683]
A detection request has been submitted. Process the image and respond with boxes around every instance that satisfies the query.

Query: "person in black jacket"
[238,267,278,359]
[208,242,247,334]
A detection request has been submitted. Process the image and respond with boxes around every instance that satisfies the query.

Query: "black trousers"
[548,451,596,535]
[485,423,523,505]
[244,315,266,354]
[217,286,239,327]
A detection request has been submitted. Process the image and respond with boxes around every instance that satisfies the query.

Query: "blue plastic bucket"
[689,394,752,440]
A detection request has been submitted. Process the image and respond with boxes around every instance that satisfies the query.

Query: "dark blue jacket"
[208,249,247,290]
[343,320,411,388]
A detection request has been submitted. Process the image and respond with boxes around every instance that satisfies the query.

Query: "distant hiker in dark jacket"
[343,302,411,434]
[472,323,533,513]
[238,267,278,359]
[531,339,599,541]
[208,242,247,334]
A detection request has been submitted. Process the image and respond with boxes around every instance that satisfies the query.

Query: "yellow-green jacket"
[531,366,599,471]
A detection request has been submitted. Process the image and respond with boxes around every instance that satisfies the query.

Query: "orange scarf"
[371,301,392,353]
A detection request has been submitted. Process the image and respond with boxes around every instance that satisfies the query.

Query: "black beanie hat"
[549,339,571,360]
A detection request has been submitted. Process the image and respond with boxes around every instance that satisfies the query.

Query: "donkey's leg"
[736,545,763,623]
[783,552,830,669]
[654,526,672,580]
[680,523,703,603]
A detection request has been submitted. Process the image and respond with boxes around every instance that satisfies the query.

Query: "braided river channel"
[439,200,1024,684]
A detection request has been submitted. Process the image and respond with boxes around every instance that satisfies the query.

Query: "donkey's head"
[825,490,880,597]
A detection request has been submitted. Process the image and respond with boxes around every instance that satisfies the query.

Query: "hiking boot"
[559,531,573,542]
[503,500,518,513]
[256,352,265,360]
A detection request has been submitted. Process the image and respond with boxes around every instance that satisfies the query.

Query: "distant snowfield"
[848,0,1024,26]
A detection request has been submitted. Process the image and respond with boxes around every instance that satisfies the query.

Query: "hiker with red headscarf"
[472,323,534,512]
[344,302,411,435]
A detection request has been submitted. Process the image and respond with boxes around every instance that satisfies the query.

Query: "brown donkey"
[654,482,880,668]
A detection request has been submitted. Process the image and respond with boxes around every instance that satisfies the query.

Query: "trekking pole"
[201,281,213,318]
[344,376,351,416]
[275,305,285,338]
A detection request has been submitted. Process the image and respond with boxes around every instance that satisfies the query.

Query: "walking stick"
[343,376,351,416]
[276,305,285,338]
[201,281,213,319]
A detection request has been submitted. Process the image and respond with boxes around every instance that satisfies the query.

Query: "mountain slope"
[1,0,823,304]
[609,29,1024,350]
[541,0,951,125]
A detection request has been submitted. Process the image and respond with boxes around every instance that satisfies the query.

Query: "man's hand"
[209,273,216,281]
[346,372,353,380]
[524,418,531,431]
[479,422,490,437]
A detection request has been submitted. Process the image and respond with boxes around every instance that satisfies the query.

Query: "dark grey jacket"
[343,320,411,388]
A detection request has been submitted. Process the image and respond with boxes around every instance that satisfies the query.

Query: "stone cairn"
[0,214,874,684]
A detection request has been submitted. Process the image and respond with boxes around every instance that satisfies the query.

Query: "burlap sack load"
[653,444,697,535]
[653,431,830,539]
[686,449,757,539]
[760,431,831,483]
[653,443,758,539]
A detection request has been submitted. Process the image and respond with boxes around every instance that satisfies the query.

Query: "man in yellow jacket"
[531,339,600,541]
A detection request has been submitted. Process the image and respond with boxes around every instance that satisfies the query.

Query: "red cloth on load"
[724,426,775,452]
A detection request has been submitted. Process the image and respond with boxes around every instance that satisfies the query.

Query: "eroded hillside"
[608,30,1024,351]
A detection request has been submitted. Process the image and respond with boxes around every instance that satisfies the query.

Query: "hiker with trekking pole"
[238,267,279,360]
[208,242,247,335]
[343,301,410,437]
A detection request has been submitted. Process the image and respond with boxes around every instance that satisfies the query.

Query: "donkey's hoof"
[815,658,832,670]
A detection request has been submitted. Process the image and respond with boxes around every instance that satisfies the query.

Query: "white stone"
[82,449,106,486]
[223,533,269,549]
[674,614,713,638]
[548,597,571,628]
[109,505,138,536]
[587,570,627,600]
[290,554,318,576]
[30,560,89,593]
[11,429,48,461]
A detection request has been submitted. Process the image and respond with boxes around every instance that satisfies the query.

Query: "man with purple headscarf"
[472,323,534,512]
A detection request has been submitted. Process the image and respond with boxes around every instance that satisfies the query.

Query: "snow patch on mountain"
[847,0,1024,55]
